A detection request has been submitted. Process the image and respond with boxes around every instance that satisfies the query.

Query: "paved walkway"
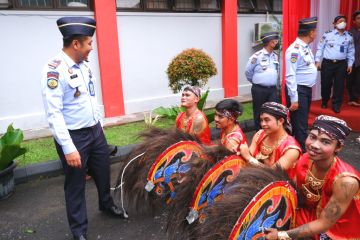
[0,131,359,240]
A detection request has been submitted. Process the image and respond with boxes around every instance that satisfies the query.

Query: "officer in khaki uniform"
[41,17,125,240]
[245,31,280,130]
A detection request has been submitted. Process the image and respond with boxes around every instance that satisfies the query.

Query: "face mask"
[336,22,346,30]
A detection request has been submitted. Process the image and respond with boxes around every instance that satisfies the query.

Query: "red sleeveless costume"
[295,153,360,240]
[251,129,301,179]
[220,124,247,151]
[176,110,211,144]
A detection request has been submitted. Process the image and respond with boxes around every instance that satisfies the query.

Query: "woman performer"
[176,86,211,144]
[239,102,301,177]
[265,115,360,240]
[214,99,248,152]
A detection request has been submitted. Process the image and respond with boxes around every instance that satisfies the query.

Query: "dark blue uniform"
[245,32,280,130]
[315,28,355,112]
[41,17,119,239]
[285,17,318,152]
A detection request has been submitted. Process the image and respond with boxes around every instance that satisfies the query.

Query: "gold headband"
[58,23,96,29]
[301,20,317,24]
[261,34,279,41]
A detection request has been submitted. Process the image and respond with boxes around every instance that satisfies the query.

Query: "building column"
[221,1,238,97]
[93,0,125,116]
[281,0,310,105]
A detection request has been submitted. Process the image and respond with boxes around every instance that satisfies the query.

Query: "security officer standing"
[285,17,318,152]
[348,10,360,107]
[41,17,125,240]
[315,15,355,113]
[245,31,280,130]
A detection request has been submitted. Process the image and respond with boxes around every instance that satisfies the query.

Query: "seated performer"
[176,86,211,144]
[239,102,301,177]
[265,115,360,240]
[214,99,247,152]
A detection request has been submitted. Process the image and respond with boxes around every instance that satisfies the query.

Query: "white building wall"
[0,10,278,134]
[0,11,102,134]
[116,12,224,114]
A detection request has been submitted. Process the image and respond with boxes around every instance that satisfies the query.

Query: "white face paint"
[336,21,346,30]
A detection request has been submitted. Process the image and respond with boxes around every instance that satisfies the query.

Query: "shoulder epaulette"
[325,30,332,34]
[48,59,61,69]
[255,50,262,56]
[347,31,353,36]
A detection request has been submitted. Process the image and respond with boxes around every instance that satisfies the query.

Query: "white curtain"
[310,0,340,100]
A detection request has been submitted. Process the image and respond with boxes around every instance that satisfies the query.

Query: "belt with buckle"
[253,83,276,89]
[324,58,346,63]
[69,122,99,132]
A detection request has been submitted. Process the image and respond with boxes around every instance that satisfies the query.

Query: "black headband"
[183,85,201,98]
[312,115,351,144]
[260,102,292,134]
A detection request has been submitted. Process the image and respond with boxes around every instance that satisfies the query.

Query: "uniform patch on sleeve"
[251,57,257,64]
[47,78,58,89]
[47,71,59,79]
[290,53,298,63]
[48,59,61,69]
[320,36,325,43]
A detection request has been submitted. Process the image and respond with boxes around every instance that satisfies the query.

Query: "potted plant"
[154,48,217,122]
[166,48,217,93]
[0,124,27,200]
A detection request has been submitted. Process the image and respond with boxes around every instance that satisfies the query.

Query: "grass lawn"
[17,102,253,167]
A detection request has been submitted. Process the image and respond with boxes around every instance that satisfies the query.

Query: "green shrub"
[0,124,27,170]
[167,48,217,93]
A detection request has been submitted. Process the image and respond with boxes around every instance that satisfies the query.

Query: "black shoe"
[74,234,87,240]
[101,205,128,218]
[321,103,327,109]
[333,107,340,113]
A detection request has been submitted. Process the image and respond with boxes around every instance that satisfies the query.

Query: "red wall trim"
[281,0,310,105]
[94,0,125,116]
[340,0,360,29]
[221,1,238,97]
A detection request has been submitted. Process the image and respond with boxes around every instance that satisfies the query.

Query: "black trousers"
[321,59,347,109]
[347,65,360,102]
[54,122,113,237]
[251,84,279,130]
[287,85,312,152]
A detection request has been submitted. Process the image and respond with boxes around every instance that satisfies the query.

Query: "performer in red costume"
[214,99,247,152]
[175,86,211,144]
[240,102,301,176]
[265,115,360,240]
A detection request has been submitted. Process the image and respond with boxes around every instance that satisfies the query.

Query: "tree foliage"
[167,48,217,93]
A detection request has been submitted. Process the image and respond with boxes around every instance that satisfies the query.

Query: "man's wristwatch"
[278,231,292,240]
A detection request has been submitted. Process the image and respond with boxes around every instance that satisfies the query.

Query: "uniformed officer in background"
[285,17,318,152]
[315,15,355,113]
[41,17,125,240]
[348,10,360,107]
[245,31,280,130]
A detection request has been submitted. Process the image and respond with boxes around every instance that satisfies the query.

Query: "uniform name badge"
[88,81,95,96]
[340,45,345,53]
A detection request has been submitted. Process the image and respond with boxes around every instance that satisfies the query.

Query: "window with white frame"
[5,0,91,9]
